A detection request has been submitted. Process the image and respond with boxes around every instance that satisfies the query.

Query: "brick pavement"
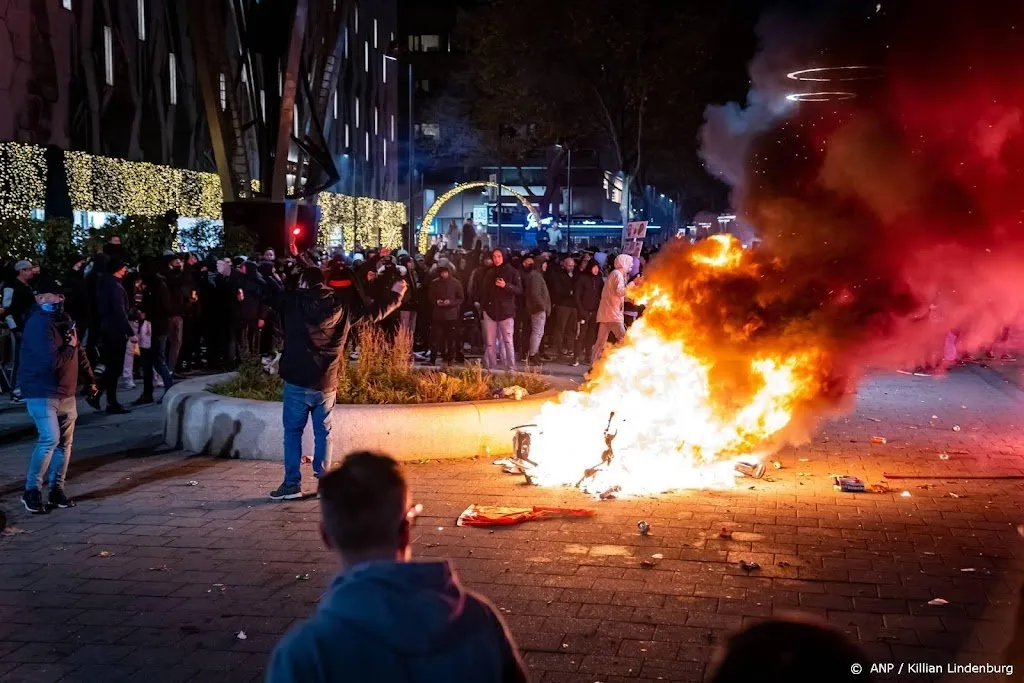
[0,367,1022,683]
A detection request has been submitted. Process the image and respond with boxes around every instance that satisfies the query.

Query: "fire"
[525,235,826,497]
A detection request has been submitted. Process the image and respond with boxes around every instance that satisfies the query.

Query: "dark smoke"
[687,0,1024,384]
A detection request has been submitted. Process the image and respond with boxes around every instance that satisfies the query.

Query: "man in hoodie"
[2,259,39,402]
[270,268,407,500]
[96,258,137,414]
[546,255,578,364]
[267,450,529,683]
[428,260,464,365]
[480,249,523,371]
[591,254,634,366]
[18,279,99,513]
[520,256,550,364]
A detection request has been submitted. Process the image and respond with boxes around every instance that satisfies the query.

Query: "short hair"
[710,618,870,683]
[318,451,408,552]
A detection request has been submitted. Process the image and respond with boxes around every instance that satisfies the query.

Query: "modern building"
[0,0,401,249]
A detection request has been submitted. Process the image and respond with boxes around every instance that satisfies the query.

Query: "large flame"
[528,235,828,496]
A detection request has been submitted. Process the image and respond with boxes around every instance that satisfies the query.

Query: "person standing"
[428,262,464,366]
[2,259,39,403]
[137,262,175,404]
[270,267,406,500]
[267,451,529,683]
[546,256,578,364]
[591,254,633,366]
[164,255,191,375]
[18,280,99,513]
[574,261,603,365]
[520,256,550,364]
[96,259,137,414]
[480,249,522,372]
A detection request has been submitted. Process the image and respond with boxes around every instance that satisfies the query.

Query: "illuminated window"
[374,19,378,48]
[293,104,299,137]
[345,123,350,148]
[416,123,440,139]
[219,73,227,110]
[168,53,178,105]
[344,26,348,58]
[355,97,360,128]
[382,55,387,84]
[411,35,441,52]
[260,89,266,119]
[365,132,370,161]
[364,41,369,72]
[62,0,71,9]
[333,89,338,119]
[354,3,359,32]
[390,114,395,141]
[103,26,114,85]
[383,143,387,167]
[374,106,379,135]
[137,0,146,40]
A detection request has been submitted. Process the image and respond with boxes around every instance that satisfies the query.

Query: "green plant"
[209,325,551,404]
[178,219,221,257]
[83,214,176,261]
[0,216,84,274]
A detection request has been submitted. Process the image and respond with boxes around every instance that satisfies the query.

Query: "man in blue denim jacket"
[269,267,406,500]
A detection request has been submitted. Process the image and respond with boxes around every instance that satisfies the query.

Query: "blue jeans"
[282,382,336,488]
[25,397,78,492]
[483,313,516,371]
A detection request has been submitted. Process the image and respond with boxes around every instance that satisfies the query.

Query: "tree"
[463,0,734,221]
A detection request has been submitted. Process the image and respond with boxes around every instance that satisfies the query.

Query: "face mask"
[40,301,64,314]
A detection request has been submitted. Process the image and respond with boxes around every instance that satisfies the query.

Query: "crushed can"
[833,475,866,493]
[513,429,532,463]
[637,520,651,536]
[734,461,766,479]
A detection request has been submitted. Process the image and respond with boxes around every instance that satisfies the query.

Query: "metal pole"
[566,147,572,250]
[408,62,414,251]
[497,164,502,248]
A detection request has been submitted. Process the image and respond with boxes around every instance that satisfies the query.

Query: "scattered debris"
[185,480,199,486]
[948,492,963,499]
[885,473,1024,480]
[599,487,621,500]
[939,453,950,460]
[917,484,936,490]
[871,436,887,445]
[494,386,529,401]
[798,457,809,462]
[834,476,866,493]
[960,568,976,573]
[870,484,892,494]
[719,527,734,539]
[651,553,664,560]
[738,560,761,572]
[236,631,248,640]
[931,415,939,420]
[637,521,651,536]
[952,425,961,432]
[295,574,310,581]
[867,417,881,422]
[901,491,912,498]
[927,598,949,606]
[735,461,766,479]
[149,565,169,572]
[797,472,813,477]
[456,505,596,527]
[772,461,782,470]
[300,455,313,464]
[777,560,792,568]
[640,559,657,569]
[97,550,111,558]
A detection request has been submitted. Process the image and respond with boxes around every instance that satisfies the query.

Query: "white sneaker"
[95,364,106,374]
[119,378,137,390]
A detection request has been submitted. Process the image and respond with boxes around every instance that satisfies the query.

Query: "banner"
[621,220,647,258]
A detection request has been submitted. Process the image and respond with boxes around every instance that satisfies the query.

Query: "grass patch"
[208,325,550,404]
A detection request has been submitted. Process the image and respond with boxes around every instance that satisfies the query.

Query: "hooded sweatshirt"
[267,561,528,683]
[596,254,633,324]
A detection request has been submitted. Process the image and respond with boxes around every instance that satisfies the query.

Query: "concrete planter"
[163,374,558,462]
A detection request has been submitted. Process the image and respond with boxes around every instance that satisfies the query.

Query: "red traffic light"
[291,226,302,236]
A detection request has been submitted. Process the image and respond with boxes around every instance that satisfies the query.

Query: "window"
[365,132,370,161]
[390,114,395,142]
[293,104,299,137]
[260,90,266,119]
[219,73,227,110]
[344,26,348,58]
[414,35,441,52]
[364,41,369,72]
[103,26,114,85]
[345,123,350,149]
[355,97,360,128]
[383,143,387,167]
[333,89,338,119]
[137,0,146,40]
[168,53,178,105]
[374,106,379,135]
[354,3,359,33]
[373,19,378,48]
[382,55,387,84]
[62,0,71,9]
[417,79,430,93]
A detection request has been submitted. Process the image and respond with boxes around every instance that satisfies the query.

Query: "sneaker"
[49,488,76,509]
[134,395,155,406]
[21,489,47,514]
[105,404,131,415]
[269,483,303,500]
[119,379,137,390]
[95,363,106,375]
[11,394,24,405]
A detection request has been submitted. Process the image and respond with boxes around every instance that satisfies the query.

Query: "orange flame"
[527,235,825,496]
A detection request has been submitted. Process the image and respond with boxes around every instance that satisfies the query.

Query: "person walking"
[480,249,522,372]
[428,261,464,365]
[270,267,406,500]
[520,256,550,364]
[96,259,137,414]
[18,280,99,513]
[267,451,529,683]
[591,254,633,366]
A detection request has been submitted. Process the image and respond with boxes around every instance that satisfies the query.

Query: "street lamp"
[555,141,572,249]
[386,42,414,251]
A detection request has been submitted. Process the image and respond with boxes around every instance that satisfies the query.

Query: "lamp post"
[556,142,572,249]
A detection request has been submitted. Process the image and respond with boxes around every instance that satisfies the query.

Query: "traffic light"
[288,204,320,254]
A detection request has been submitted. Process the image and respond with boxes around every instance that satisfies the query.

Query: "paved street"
[1,366,1022,683]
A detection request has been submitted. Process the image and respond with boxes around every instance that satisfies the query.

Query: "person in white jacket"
[591,254,633,365]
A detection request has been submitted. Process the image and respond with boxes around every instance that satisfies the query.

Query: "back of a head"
[710,619,871,683]
[300,266,325,288]
[318,452,408,555]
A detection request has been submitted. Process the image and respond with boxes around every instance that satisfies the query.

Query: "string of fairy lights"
[0,141,404,249]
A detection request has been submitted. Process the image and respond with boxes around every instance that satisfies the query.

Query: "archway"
[419,181,541,242]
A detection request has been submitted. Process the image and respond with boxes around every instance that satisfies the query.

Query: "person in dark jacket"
[164,254,191,374]
[236,259,266,361]
[96,259,137,414]
[137,263,175,404]
[520,256,550,364]
[546,256,578,364]
[428,262,464,365]
[267,451,529,683]
[480,249,523,371]
[574,261,603,364]
[18,279,99,513]
[2,259,39,402]
[270,267,407,500]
